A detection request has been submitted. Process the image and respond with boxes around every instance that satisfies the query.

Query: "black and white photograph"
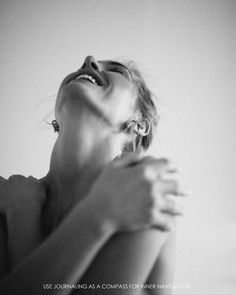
[0,0,235,294]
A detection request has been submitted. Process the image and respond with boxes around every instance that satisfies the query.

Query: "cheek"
[109,85,137,118]
[111,133,132,156]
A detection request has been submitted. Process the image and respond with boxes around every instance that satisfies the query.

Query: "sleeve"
[0,214,8,279]
[0,175,46,273]
[0,177,9,279]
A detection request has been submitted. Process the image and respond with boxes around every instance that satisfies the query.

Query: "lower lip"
[74,78,97,85]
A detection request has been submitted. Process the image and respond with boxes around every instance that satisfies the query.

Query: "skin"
[0,56,186,295]
[44,56,182,294]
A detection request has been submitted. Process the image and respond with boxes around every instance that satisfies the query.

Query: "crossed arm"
[0,205,176,295]
[0,155,180,294]
[76,228,176,295]
[145,231,176,295]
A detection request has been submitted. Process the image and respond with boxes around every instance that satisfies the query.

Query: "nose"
[81,56,100,71]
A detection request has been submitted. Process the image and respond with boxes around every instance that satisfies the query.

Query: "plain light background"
[0,0,235,294]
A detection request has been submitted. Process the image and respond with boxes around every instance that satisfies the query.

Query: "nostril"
[82,63,86,69]
[91,62,98,70]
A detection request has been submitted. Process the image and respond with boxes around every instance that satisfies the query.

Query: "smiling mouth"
[75,74,99,85]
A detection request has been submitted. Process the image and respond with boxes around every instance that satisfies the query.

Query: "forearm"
[0,198,115,295]
[145,231,176,295]
[78,229,168,295]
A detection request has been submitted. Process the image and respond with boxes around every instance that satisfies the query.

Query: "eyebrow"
[107,61,130,71]
[99,60,130,72]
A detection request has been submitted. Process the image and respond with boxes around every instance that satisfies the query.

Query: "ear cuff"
[126,119,151,136]
[124,119,151,152]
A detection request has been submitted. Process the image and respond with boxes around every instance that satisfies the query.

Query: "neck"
[43,109,122,226]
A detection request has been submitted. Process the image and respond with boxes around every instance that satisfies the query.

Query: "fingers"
[158,194,186,216]
[112,154,189,233]
[150,191,188,231]
[155,180,178,195]
[139,157,172,171]
[152,180,189,216]
[132,157,178,181]
[114,155,178,179]
[151,210,176,231]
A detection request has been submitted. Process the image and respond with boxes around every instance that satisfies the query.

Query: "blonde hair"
[123,61,159,151]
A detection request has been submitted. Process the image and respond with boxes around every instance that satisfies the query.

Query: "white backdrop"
[0,0,236,294]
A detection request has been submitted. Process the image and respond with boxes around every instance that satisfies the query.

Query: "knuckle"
[168,180,179,191]
[142,166,156,182]
[139,169,153,186]
[164,196,177,211]
[157,158,169,166]
[163,218,174,231]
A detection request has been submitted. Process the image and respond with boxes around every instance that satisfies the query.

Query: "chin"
[57,85,110,127]
[57,83,129,131]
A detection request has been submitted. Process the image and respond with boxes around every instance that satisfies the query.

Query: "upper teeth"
[75,74,98,85]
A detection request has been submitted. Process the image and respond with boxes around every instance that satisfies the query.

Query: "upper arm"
[0,213,8,279]
[145,231,176,295]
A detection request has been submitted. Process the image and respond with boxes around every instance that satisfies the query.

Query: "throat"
[43,129,116,233]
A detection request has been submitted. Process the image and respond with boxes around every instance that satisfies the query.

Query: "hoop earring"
[51,120,59,132]
[134,119,151,136]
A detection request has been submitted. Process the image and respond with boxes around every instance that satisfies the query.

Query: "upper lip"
[71,68,106,86]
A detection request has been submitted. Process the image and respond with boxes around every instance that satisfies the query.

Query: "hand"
[86,153,188,232]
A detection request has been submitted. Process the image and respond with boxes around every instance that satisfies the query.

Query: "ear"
[133,119,150,136]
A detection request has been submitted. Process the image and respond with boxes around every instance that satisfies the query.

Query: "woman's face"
[56,56,139,129]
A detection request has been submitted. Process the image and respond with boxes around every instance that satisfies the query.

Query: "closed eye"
[107,66,131,81]
[108,67,125,75]
[98,60,132,81]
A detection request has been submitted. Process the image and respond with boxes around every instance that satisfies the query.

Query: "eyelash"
[108,67,125,76]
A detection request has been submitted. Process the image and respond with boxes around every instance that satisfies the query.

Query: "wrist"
[76,195,117,238]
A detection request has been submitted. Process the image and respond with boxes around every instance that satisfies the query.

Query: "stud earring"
[51,120,59,132]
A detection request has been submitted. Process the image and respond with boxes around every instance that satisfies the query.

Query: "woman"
[0,56,187,294]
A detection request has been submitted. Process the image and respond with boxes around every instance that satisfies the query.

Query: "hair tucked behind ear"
[123,61,159,151]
